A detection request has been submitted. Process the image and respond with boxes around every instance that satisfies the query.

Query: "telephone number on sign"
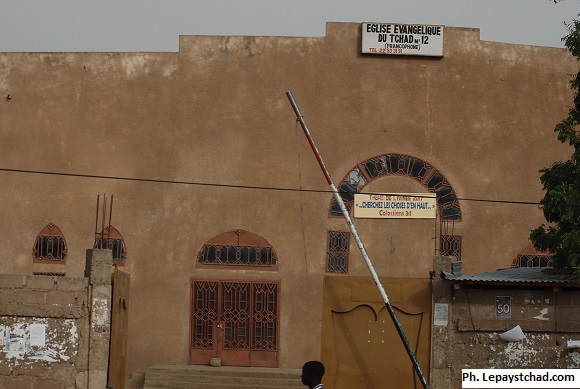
[368,48,403,54]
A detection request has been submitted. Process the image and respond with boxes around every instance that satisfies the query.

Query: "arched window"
[196,229,278,268]
[329,153,462,221]
[33,223,67,262]
[510,244,552,268]
[94,226,127,265]
[326,153,463,272]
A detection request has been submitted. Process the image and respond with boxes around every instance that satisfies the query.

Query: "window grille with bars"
[33,223,67,262]
[329,154,462,221]
[326,230,350,273]
[197,246,277,266]
[440,235,462,260]
[196,230,278,268]
[511,254,553,268]
[509,244,552,268]
[94,226,127,265]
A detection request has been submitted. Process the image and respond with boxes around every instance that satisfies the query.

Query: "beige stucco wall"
[0,22,577,376]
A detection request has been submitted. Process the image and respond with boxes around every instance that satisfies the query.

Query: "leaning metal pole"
[286,91,430,389]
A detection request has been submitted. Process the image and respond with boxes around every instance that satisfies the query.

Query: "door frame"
[189,278,280,367]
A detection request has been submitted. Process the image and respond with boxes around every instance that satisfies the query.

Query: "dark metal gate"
[190,279,279,367]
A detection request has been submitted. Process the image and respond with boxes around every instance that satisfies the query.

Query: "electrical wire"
[0,166,545,206]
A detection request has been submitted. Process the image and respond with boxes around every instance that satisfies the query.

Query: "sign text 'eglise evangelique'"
[362,22,444,57]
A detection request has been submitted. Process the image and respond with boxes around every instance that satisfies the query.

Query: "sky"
[0,0,578,52]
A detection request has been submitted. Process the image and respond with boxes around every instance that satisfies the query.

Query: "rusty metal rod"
[286,90,430,389]
[94,194,100,246]
[102,194,107,243]
[108,194,113,241]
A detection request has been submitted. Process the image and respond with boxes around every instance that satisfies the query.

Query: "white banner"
[362,22,444,57]
[462,369,580,388]
[353,193,436,219]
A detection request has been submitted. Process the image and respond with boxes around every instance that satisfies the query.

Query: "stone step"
[143,365,304,389]
[146,384,300,389]
[145,376,301,388]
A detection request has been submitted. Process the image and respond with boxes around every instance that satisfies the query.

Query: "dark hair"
[302,360,325,380]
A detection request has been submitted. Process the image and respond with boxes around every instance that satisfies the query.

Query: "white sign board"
[434,303,449,326]
[354,193,437,219]
[362,22,444,57]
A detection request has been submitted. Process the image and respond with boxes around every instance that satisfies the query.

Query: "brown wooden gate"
[322,276,431,389]
[190,279,279,367]
[108,268,130,389]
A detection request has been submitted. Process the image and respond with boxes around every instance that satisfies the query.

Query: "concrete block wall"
[0,273,90,389]
[450,287,580,380]
[431,256,580,388]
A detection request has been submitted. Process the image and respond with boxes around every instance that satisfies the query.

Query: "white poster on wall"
[362,22,444,57]
[28,324,46,347]
[434,303,449,326]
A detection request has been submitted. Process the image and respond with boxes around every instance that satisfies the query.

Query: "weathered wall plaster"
[0,317,78,365]
[432,257,580,388]
[0,251,111,389]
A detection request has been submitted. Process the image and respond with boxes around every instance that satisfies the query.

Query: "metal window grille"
[94,226,127,265]
[440,235,462,260]
[326,230,350,273]
[511,254,553,268]
[330,154,462,221]
[196,230,278,268]
[33,223,67,261]
[197,245,277,266]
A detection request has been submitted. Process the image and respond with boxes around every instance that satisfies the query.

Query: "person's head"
[301,360,325,388]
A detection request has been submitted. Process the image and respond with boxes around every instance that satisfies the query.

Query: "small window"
[513,255,552,268]
[440,235,462,260]
[94,226,127,265]
[326,230,350,273]
[196,230,278,268]
[510,244,552,268]
[33,223,68,262]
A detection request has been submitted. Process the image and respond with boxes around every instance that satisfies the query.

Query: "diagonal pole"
[286,91,430,389]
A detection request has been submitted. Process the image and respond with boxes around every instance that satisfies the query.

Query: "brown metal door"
[190,280,219,364]
[248,282,279,367]
[190,279,279,367]
[322,276,431,389]
[219,282,251,365]
[108,268,130,389]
